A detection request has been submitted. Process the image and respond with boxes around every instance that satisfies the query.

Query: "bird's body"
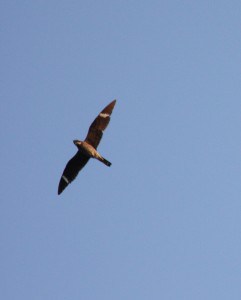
[58,100,116,195]
[73,140,111,166]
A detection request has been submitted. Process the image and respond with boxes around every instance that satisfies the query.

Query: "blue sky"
[1,1,241,299]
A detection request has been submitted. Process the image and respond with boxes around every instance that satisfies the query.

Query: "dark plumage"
[58,100,116,195]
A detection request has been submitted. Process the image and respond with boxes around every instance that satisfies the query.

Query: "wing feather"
[58,152,90,195]
[85,100,116,149]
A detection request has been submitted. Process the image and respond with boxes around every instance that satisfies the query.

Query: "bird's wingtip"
[109,99,116,105]
[58,185,64,195]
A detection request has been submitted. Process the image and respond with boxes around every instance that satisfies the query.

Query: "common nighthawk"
[58,100,116,195]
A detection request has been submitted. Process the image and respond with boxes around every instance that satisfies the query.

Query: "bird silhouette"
[58,100,116,195]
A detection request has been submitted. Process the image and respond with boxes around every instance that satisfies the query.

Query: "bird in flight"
[58,100,116,195]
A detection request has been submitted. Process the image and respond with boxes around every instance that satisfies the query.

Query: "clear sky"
[1,1,241,299]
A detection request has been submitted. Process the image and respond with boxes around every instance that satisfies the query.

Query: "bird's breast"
[78,141,97,157]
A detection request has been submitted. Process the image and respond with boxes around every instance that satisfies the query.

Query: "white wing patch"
[62,175,69,184]
[99,113,109,118]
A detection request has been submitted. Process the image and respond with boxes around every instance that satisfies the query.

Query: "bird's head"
[73,140,82,148]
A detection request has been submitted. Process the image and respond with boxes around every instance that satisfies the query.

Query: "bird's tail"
[100,157,112,167]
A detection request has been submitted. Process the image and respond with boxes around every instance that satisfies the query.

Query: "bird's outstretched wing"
[58,153,90,195]
[85,100,116,149]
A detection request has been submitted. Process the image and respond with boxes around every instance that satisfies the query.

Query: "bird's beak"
[73,140,79,145]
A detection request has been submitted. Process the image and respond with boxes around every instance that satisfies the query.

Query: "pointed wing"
[85,100,116,149]
[58,152,90,195]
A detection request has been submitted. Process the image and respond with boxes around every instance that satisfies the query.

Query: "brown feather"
[85,100,116,149]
